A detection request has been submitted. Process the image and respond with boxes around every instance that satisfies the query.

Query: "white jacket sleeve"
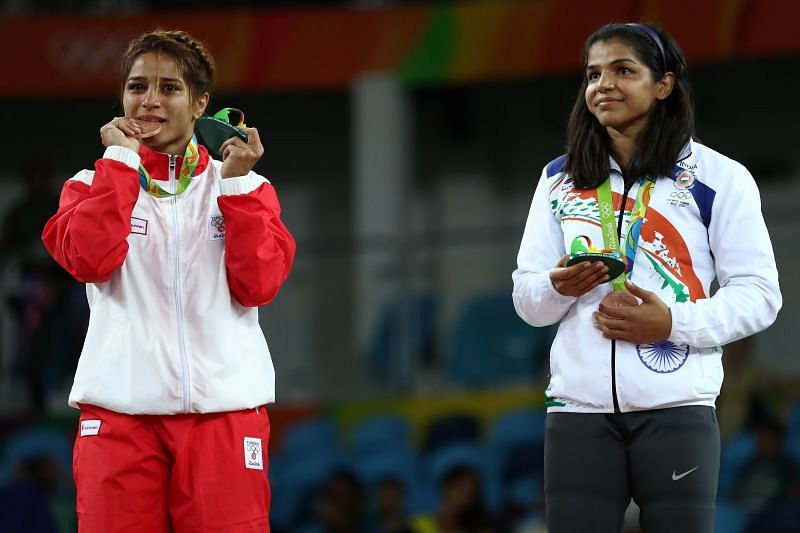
[669,164,781,347]
[512,168,577,327]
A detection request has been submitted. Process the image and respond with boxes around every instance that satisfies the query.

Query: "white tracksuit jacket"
[513,140,781,413]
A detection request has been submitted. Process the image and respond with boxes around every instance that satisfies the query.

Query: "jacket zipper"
[169,155,191,413]
[611,180,633,413]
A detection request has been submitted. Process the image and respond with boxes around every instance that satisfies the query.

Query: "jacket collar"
[138,142,210,181]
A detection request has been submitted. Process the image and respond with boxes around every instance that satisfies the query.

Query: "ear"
[656,72,675,100]
[193,92,210,120]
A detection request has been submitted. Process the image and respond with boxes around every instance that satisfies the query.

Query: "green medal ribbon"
[596,176,656,291]
[138,134,201,198]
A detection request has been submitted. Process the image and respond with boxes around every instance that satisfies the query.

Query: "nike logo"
[672,466,699,481]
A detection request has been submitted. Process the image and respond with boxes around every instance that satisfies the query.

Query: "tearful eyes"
[126,84,181,93]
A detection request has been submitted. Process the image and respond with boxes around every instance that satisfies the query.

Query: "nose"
[597,70,614,91]
[142,84,160,108]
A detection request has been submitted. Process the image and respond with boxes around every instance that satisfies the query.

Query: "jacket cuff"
[103,146,141,170]
[667,303,690,344]
[219,173,269,196]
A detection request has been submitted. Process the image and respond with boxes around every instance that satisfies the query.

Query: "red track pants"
[74,403,271,532]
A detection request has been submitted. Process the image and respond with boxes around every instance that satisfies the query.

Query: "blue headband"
[627,23,668,72]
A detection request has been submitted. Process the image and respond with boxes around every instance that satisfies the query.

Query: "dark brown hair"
[119,29,216,105]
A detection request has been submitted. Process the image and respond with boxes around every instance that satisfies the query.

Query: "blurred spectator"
[0,160,82,415]
[733,416,800,523]
[0,476,58,533]
[498,476,545,532]
[371,476,412,533]
[409,464,496,533]
[746,496,800,533]
[0,453,76,533]
[0,425,77,532]
[317,468,367,532]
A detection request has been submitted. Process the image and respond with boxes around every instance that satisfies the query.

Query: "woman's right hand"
[100,117,161,153]
[549,255,609,297]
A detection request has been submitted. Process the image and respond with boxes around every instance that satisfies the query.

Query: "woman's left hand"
[220,127,264,179]
[593,280,673,344]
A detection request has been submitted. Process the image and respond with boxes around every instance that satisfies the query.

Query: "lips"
[596,98,621,107]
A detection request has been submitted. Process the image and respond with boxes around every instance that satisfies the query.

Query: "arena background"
[0,1,798,531]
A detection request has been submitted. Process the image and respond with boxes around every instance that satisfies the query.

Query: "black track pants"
[545,406,720,533]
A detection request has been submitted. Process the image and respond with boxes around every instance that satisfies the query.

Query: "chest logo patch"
[130,217,148,235]
[669,171,696,208]
[209,214,225,240]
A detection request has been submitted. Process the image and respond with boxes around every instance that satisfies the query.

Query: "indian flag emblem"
[675,171,695,190]
[637,341,690,373]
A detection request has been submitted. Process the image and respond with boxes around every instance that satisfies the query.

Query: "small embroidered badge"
[130,217,148,235]
[208,214,225,240]
[243,437,263,470]
[80,420,102,436]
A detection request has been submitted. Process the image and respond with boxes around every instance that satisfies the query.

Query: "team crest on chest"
[668,170,696,208]
[208,214,225,240]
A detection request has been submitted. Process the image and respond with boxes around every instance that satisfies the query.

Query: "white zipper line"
[169,155,191,413]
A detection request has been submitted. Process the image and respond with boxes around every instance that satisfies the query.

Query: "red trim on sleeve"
[217,182,296,307]
[41,158,140,282]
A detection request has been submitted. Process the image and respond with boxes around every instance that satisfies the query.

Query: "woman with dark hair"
[42,30,295,531]
[512,23,781,532]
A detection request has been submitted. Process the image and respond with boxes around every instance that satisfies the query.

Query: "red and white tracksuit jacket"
[42,144,295,415]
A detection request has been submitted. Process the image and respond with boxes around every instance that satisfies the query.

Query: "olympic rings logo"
[670,191,692,200]
[600,204,613,217]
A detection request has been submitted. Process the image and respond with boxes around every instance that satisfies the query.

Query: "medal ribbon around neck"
[138,134,200,198]
[596,176,656,291]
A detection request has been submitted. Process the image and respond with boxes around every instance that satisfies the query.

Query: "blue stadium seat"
[352,415,411,457]
[491,408,546,451]
[422,413,481,455]
[353,449,418,493]
[718,430,757,499]
[270,453,345,531]
[784,436,800,468]
[368,290,437,388]
[490,409,546,497]
[0,426,73,490]
[786,400,800,438]
[713,499,746,533]
[447,290,552,387]
[279,418,339,462]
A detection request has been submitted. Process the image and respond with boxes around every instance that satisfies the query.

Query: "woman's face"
[122,52,208,155]
[584,39,673,139]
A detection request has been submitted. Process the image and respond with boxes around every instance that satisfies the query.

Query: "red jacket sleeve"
[217,181,296,307]
[41,156,140,283]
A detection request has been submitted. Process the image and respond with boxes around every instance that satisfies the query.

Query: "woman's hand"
[593,280,673,344]
[220,127,264,179]
[549,255,609,297]
[100,117,160,153]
